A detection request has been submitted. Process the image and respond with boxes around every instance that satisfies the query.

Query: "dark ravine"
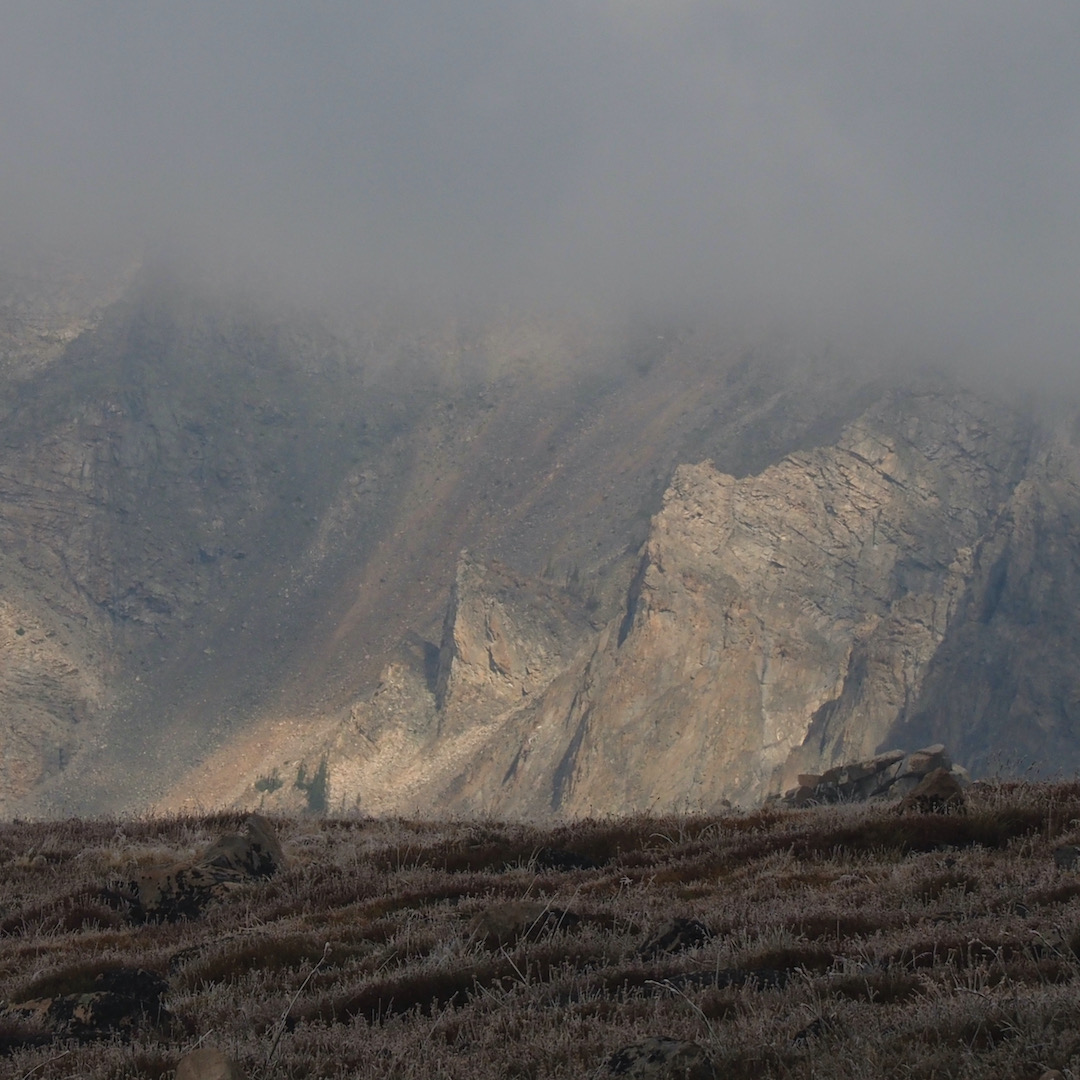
[3,260,1080,818]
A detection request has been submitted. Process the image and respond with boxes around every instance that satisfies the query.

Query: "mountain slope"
[4,265,1078,817]
[167,379,1080,818]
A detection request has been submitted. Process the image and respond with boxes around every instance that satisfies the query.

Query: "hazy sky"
[2,3,1079,382]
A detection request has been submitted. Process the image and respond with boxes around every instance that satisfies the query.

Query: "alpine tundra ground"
[3,779,1080,1079]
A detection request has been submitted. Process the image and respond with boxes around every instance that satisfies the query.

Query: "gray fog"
[2,3,1078,386]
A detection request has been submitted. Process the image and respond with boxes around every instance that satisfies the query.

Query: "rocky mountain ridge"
[3,263,1079,818]
[211,380,1078,818]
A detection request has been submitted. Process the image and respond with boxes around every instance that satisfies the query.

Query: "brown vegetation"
[3,780,1080,1078]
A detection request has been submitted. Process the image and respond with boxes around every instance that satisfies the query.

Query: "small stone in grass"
[175,1047,247,1080]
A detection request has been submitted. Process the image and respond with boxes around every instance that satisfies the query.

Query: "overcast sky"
[2,2,1079,384]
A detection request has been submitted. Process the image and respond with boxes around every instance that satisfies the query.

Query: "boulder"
[901,744,951,778]
[175,1047,247,1080]
[606,1037,716,1080]
[897,768,966,814]
[782,747,969,808]
[869,749,908,771]
[786,784,816,807]
[467,900,579,949]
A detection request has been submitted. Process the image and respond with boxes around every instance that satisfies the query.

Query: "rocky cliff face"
[886,432,1080,775]
[6,259,1080,818]
[563,386,1033,809]
[205,381,1080,819]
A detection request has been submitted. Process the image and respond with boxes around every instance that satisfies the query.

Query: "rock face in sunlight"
[510,387,1032,809]
[5,258,1080,817]
[254,388,1080,817]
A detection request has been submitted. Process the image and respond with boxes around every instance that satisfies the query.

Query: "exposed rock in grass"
[175,1047,248,1080]
[901,743,950,777]
[780,746,970,807]
[467,899,579,949]
[5,967,169,1042]
[606,1037,716,1079]
[639,917,711,958]
[897,768,967,814]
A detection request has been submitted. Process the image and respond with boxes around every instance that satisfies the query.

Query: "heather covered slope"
[4,782,1080,1079]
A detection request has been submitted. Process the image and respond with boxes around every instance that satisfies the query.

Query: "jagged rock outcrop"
[778,744,969,806]
[880,434,1080,776]
[433,554,598,721]
[457,387,1035,811]
[10,256,1080,819]
[10,263,881,818]
[203,382,1080,818]
[243,557,599,816]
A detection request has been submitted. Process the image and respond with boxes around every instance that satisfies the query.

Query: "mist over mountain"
[3,4,1080,390]
[2,6,1080,816]
[1,260,1078,819]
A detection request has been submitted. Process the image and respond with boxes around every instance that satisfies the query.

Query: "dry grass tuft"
[4,782,1080,1077]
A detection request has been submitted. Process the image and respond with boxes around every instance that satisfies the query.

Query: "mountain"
[2,261,1078,817]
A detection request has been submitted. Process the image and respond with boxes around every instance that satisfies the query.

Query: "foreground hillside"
[3,780,1080,1079]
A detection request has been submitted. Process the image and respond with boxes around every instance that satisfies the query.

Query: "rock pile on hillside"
[131,814,284,922]
[896,767,967,814]
[778,744,969,807]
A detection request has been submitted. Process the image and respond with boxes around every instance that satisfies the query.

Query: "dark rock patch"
[639,918,711,958]
[897,768,967,814]
[607,1036,716,1080]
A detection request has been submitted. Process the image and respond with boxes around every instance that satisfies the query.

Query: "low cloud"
[2,3,1078,388]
